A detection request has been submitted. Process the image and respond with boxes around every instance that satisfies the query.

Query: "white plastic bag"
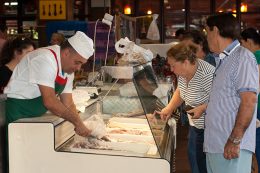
[115,37,153,63]
[72,88,91,112]
[83,114,107,139]
[147,14,160,40]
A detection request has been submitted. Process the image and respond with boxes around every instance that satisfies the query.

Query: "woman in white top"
[157,43,215,173]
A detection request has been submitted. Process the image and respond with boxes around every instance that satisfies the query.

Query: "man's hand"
[223,139,240,160]
[38,85,91,137]
[74,123,92,137]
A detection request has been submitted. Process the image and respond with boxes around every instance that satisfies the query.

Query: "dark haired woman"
[0,37,35,93]
[241,27,260,173]
[182,30,216,67]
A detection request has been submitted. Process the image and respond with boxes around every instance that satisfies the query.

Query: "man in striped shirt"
[204,13,259,173]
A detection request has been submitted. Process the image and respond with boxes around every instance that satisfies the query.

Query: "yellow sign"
[39,0,66,20]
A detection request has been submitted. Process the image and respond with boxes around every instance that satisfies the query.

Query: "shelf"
[0,14,17,19]
[0,1,37,34]
[21,14,37,20]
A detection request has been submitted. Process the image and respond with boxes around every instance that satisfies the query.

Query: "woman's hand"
[156,106,174,121]
[187,104,207,119]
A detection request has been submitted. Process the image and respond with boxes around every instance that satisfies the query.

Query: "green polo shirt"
[254,50,260,110]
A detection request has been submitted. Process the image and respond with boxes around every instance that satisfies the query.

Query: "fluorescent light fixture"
[4,2,9,5]
[10,2,18,6]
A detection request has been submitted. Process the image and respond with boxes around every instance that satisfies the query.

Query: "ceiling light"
[147,10,152,15]
[124,6,131,15]
[241,4,248,12]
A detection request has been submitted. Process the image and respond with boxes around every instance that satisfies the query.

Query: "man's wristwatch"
[228,136,241,145]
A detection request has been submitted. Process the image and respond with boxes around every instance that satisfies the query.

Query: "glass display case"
[8,63,175,173]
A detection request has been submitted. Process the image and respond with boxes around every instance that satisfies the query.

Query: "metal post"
[17,0,23,33]
[236,0,241,32]
[160,0,164,43]
[185,0,190,31]
[134,0,138,16]
[210,0,216,14]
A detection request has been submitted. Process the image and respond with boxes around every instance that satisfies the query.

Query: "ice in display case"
[8,63,176,173]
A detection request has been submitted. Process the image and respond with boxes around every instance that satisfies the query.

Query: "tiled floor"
[174,123,259,173]
[175,123,191,173]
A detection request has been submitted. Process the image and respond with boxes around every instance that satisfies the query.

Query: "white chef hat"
[68,31,94,60]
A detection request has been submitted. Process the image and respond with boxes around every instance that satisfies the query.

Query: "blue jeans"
[256,108,260,173]
[188,126,207,173]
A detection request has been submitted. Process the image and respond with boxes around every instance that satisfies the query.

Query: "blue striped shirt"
[204,40,259,153]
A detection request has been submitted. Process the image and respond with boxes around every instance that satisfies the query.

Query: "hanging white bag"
[147,14,160,40]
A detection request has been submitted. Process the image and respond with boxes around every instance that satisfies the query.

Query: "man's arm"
[60,93,78,114]
[39,85,91,137]
[224,91,257,160]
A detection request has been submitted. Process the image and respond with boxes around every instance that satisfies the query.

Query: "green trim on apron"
[5,48,67,124]
[5,83,65,124]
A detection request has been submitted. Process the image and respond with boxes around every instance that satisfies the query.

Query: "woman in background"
[240,27,260,173]
[0,37,35,93]
[182,30,216,67]
[50,32,65,46]
[0,24,8,53]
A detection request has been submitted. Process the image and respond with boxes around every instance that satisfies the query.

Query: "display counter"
[8,63,176,173]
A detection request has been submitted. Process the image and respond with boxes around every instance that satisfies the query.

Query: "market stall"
[8,63,176,173]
